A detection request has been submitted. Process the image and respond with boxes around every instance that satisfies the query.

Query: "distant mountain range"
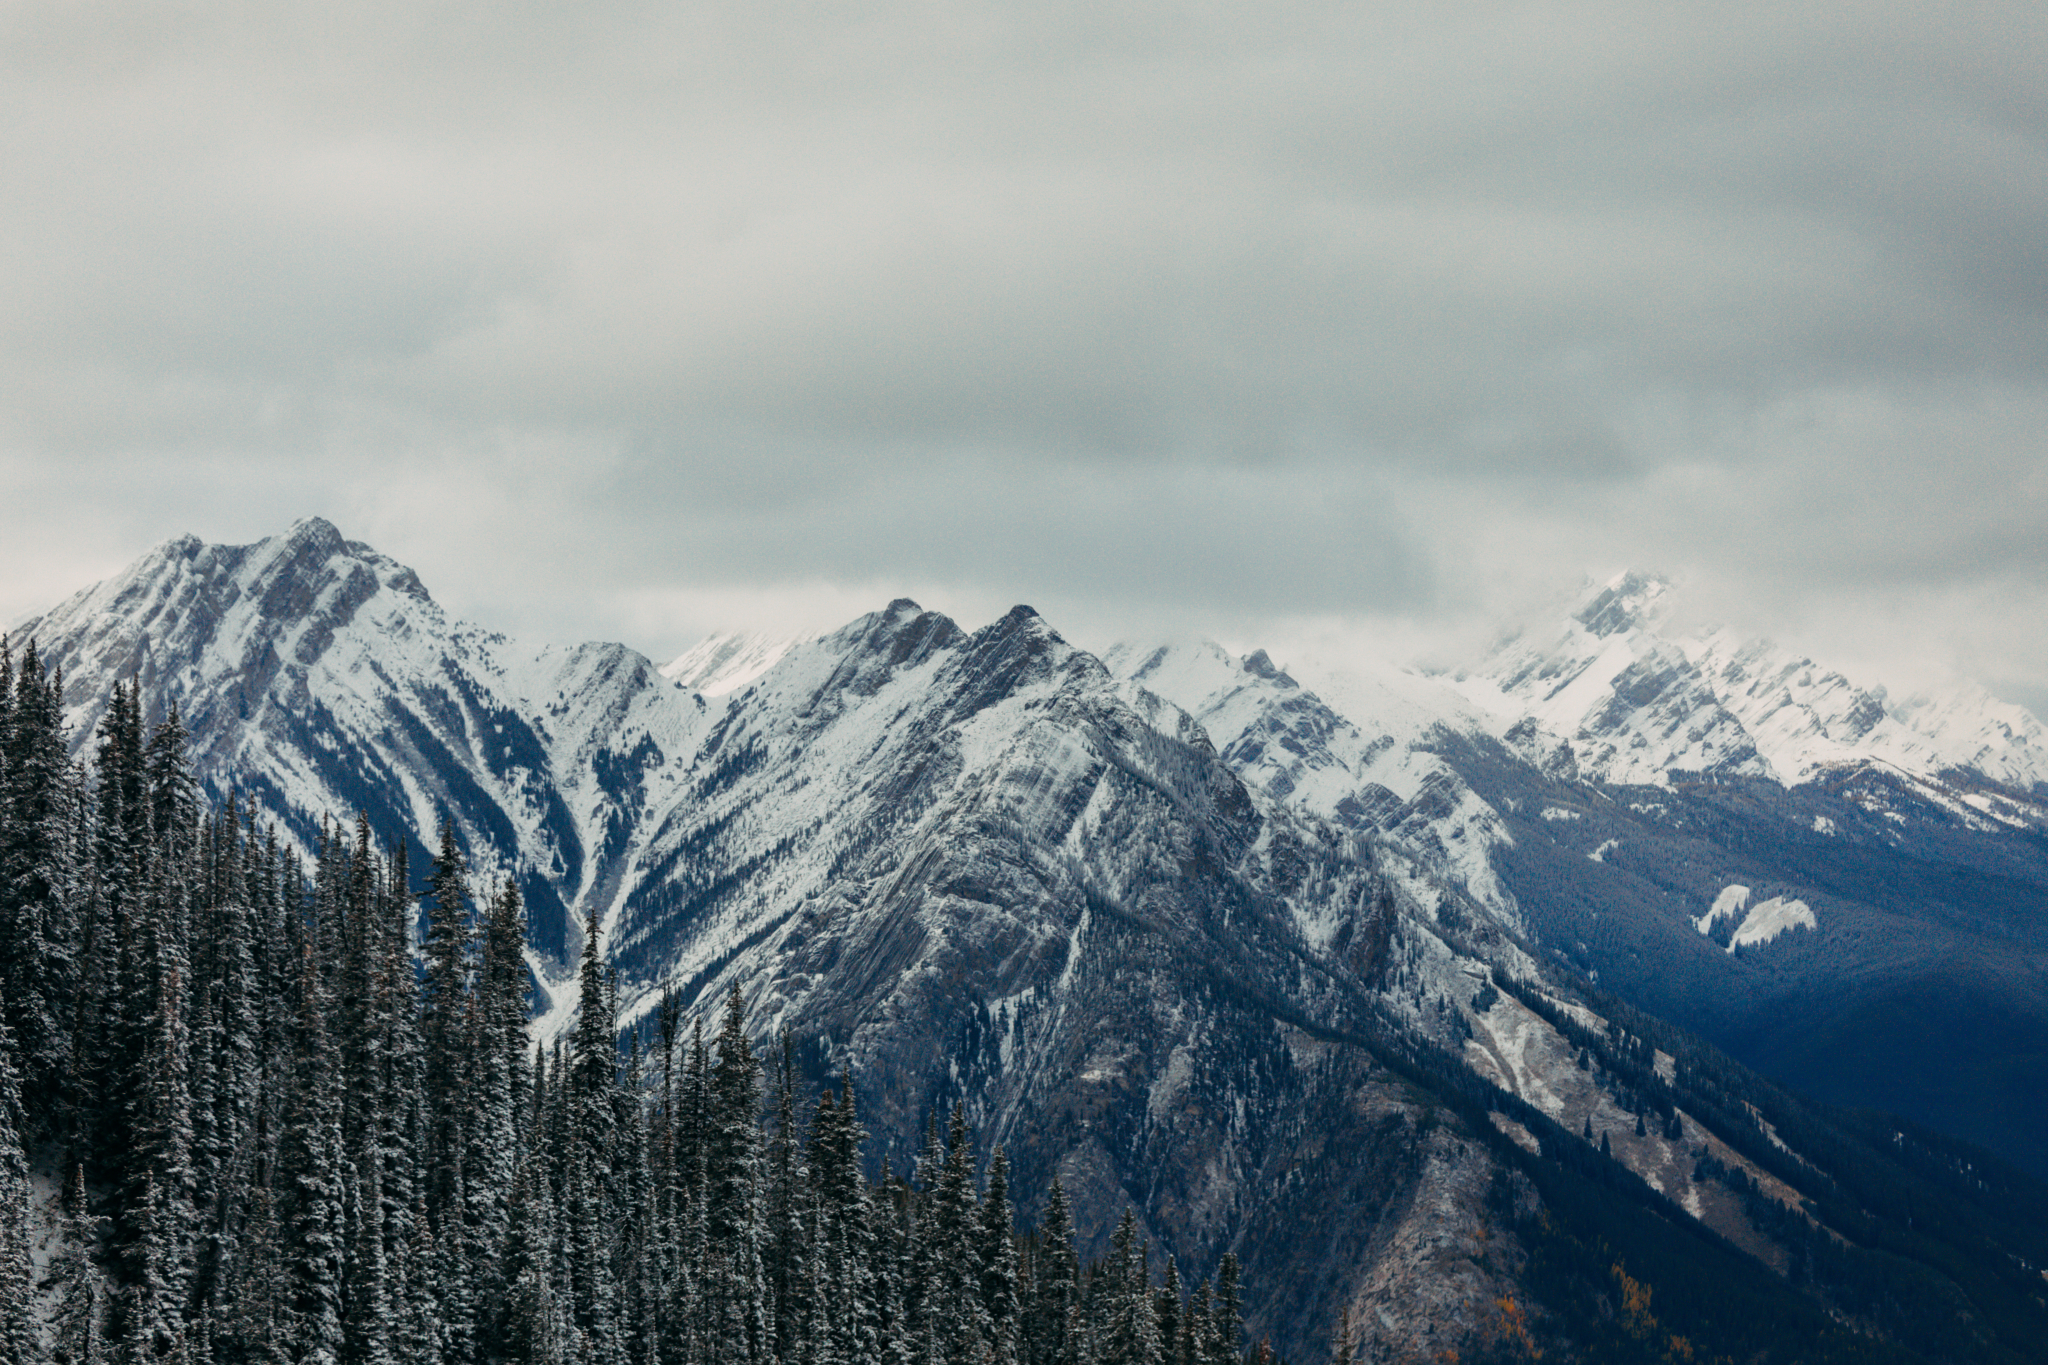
[14,518,2048,1362]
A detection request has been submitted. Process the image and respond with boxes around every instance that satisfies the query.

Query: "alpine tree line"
[0,640,1262,1365]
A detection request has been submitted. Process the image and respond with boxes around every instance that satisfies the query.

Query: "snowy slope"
[661,629,810,696]
[1891,678,2048,790]
[14,522,2048,1360]
[1450,573,1768,786]
[1100,639,1519,923]
[15,517,712,965]
[612,604,1290,1036]
[1453,571,2048,806]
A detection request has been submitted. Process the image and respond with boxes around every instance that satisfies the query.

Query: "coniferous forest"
[0,643,1262,1364]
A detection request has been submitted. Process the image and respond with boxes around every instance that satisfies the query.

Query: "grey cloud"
[3,0,2046,704]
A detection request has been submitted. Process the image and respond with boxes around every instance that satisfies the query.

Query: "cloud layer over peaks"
[3,0,2045,708]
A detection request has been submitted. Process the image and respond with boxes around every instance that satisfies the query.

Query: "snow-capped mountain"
[12,523,2048,1361]
[1448,570,2048,808]
[1447,572,1770,786]
[15,516,711,964]
[1099,639,1519,923]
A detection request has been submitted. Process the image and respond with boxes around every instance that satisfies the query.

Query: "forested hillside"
[0,647,1259,1365]
[9,589,2048,1364]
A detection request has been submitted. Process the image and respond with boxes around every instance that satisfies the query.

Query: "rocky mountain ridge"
[12,521,2048,1362]
[1445,570,2048,803]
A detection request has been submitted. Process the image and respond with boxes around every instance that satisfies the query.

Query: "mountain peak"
[283,513,346,552]
[1241,648,1300,689]
[1573,570,1672,638]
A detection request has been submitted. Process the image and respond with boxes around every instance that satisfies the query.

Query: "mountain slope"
[1102,576,2048,1181]
[15,516,710,964]
[13,525,2048,1361]
[1450,570,2048,804]
[1099,638,1518,922]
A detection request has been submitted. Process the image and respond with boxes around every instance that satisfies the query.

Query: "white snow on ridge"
[1100,638,1519,925]
[18,518,716,1026]
[662,629,812,696]
[1893,680,2048,790]
[1450,570,2048,800]
[1729,896,1815,950]
[1696,885,1750,935]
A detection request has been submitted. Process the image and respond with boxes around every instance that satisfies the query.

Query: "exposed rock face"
[17,516,709,962]
[20,528,1537,1358]
[16,524,2048,1362]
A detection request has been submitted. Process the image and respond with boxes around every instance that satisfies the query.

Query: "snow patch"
[663,629,810,696]
[1696,885,1749,936]
[1729,897,1815,951]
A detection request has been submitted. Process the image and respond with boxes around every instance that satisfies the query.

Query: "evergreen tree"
[0,1008,40,1365]
[932,1105,989,1365]
[501,1152,567,1365]
[1026,1175,1079,1365]
[566,913,622,1365]
[815,1073,877,1365]
[1100,1210,1160,1365]
[766,1033,805,1364]
[222,1175,284,1365]
[395,1196,443,1365]
[615,1035,658,1365]
[462,878,529,1357]
[1154,1256,1181,1365]
[869,1161,913,1365]
[979,1147,1021,1365]
[50,1163,109,1365]
[1,642,83,1119]
[188,803,261,1323]
[343,1155,396,1365]
[116,824,196,1348]
[704,985,767,1365]
[1185,1282,1212,1365]
[1207,1255,1243,1365]
[278,947,345,1365]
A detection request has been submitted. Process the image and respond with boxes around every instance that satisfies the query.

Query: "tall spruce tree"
[932,1105,989,1365]
[765,1033,805,1364]
[1026,1174,1080,1365]
[1100,1210,1160,1365]
[1,642,82,1119]
[1208,1254,1243,1365]
[704,985,767,1365]
[562,913,618,1365]
[0,1008,40,1365]
[978,1148,1020,1365]
[278,946,344,1365]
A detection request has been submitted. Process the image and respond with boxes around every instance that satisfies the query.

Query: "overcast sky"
[3,1,2045,712]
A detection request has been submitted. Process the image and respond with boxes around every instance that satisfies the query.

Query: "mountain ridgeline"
[5,519,2048,1363]
[0,675,1255,1365]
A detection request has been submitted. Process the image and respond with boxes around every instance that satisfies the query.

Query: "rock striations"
[13,526,2048,1362]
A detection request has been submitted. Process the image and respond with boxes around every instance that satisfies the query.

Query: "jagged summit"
[13,520,2048,1359]
[1572,569,1674,638]
[19,517,437,737]
[1448,572,2048,802]
[18,519,705,968]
